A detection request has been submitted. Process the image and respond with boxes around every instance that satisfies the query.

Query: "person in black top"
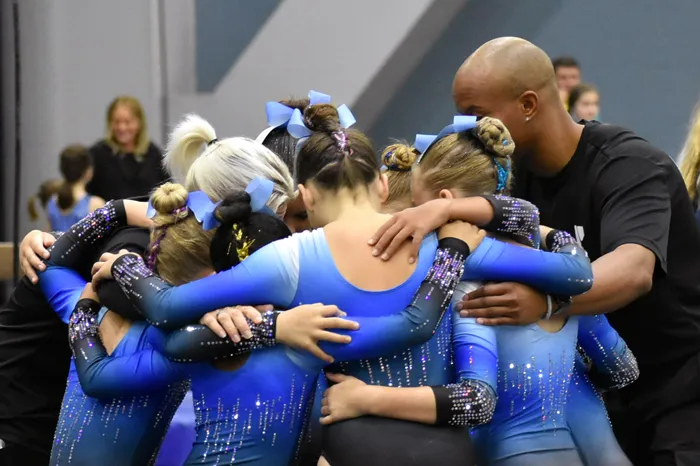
[0,226,150,466]
[368,37,700,465]
[87,96,169,201]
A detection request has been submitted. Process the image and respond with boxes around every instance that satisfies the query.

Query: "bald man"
[370,37,700,465]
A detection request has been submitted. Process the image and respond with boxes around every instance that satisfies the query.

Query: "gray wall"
[368,0,700,159]
[195,0,281,92]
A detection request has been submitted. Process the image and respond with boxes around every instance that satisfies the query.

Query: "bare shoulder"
[89,196,106,212]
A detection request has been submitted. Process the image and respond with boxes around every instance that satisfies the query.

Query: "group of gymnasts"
[20,80,643,466]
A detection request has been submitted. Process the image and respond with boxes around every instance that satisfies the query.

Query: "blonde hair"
[381,143,418,210]
[679,102,700,201]
[105,96,150,156]
[416,117,515,196]
[163,114,295,212]
[148,183,215,285]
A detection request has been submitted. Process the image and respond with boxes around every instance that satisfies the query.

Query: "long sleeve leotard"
[39,217,187,466]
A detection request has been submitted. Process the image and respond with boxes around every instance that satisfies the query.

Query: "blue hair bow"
[146,178,278,230]
[146,191,221,231]
[286,91,356,142]
[245,177,277,217]
[414,115,510,193]
[416,115,478,162]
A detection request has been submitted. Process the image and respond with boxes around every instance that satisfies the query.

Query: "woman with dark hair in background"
[88,95,169,201]
[44,145,104,232]
[568,83,600,122]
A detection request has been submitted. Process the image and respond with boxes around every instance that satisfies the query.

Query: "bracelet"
[543,295,554,320]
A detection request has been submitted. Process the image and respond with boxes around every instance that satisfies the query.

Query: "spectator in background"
[679,100,700,224]
[87,96,169,201]
[27,179,62,228]
[568,83,600,121]
[45,145,105,232]
[552,56,581,111]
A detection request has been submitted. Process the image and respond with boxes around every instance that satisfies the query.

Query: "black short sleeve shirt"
[512,122,700,392]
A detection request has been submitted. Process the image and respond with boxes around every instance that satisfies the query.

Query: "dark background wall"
[367,0,700,159]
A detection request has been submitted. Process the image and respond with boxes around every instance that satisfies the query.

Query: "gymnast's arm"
[463,225,593,296]
[577,314,639,390]
[42,200,148,271]
[321,286,498,427]
[69,295,186,399]
[164,237,471,363]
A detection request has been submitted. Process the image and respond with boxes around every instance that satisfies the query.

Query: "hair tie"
[207,138,218,147]
[332,130,353,156]
[147,227,167,271]
[494,158,511,194]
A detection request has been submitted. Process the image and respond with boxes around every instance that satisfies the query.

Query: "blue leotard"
[452,281,637,464]
[61,235,471,465]
[47,195,92,232]
[38,270,188,466]
[38,219,189,465]
[567,314,638,466]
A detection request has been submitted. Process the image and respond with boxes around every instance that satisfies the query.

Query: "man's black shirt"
[0,227,149,457]
[513,121,700,399]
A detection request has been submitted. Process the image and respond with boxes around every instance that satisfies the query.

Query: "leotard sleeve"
[43,201,128,271]
[463,231,593,296]
[577,314,639,390]
[163,238,469,363]
[68,298,186,398]
[39,266,87,323]
[481,195,541,248]
[110,237,298,329]
[430,283,498,427]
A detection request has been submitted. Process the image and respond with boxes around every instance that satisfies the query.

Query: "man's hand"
[320,373,370,425]
[368,199,451,263]
[456,282,547,325]
[20,230,56,283]
[199,305,272,340]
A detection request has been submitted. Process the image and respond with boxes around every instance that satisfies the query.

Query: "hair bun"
[303,104,341,133]
[382,143,417,171]
[150,183,189,225]
[474,117,515,158]
[215,191,252,225]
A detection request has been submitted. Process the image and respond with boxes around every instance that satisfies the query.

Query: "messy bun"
[381,143,417,212]
[382,143,418,171]
[163,114,217,184]
[210,191,291,272]
[150,182,190,227]
[416,116,514,196]
[164,114,295,215]
[295,103,379,194]
[303,104,341,134]
[474,117,515,158]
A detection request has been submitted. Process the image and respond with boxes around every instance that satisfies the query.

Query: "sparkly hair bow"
[286,91,356,148]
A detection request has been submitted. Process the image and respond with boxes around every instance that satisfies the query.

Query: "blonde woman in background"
[679,101,700,225]
[87,95,169,201]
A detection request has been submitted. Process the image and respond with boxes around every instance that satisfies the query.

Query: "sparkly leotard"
[567,315,638,466]
[40,270,187,466]
[458,238,637,465]
[109,220,592,465]
[40,201,476,465]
